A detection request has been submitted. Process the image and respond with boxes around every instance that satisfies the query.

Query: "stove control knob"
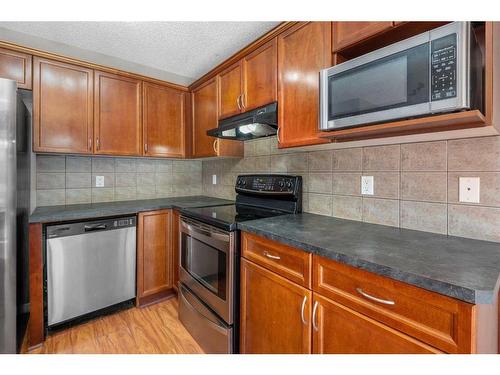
[278,180,284,188]
[286,181,293,189]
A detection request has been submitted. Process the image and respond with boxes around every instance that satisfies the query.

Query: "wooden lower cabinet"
[136,209,174,306]
[240,258,312,354]
[312,294,441,354]
[239,231,482,354]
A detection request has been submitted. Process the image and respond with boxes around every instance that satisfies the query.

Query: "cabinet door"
[217,61,242,119]
[332,22,394,51]
[242,38,277,111]
[143,82,185,158]
[0,47,32,89]
[171,209,181,292]
[240,258,312,354]
[94,71,142,156]
[33,57,93,153]
[192,78,218,157]
[312,294,441,354]
[137,210,173,306]
[278,22,330,148]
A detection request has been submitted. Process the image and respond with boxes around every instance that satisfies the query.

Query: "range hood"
[207,102,277,141]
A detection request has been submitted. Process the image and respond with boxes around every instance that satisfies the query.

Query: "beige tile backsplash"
[36,155,203,206]
[202,135,500,242]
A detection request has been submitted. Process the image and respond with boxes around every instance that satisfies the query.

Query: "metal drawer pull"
[356,288,395,305]
[300,296,308,325]
[312,301,319,331]
[263,251,280,260]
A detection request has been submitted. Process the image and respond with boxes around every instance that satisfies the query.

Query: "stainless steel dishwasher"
[46,216,136,327]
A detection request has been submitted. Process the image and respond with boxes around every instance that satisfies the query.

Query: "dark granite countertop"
[30,196,234,223]
[237,213,500,304]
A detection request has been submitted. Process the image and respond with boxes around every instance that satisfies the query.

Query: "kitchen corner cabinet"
[191,77,243,158]
[277,22,331,148]
[0,47,32,89]
[240,231,479,354]
[240,258,312,354]
[137,209,174,306]
[217,38,277,119]
[94,70,142,156]
[332,22,394,51]
[33,57,94,154]
[143,82,186,158]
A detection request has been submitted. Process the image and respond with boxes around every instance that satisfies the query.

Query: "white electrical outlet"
[95,175,105,187]
[459,177,480,203]
[361,176,374,195]
[212,174,217,185]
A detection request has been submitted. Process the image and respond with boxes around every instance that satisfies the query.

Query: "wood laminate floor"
[28,298,204,354]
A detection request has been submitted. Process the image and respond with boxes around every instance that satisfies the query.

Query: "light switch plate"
[212,174,217,185]
[95,175,105,187]
[361,176,374,195]
[459,177,480,203]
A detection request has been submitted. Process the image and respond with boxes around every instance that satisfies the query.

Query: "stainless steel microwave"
[320,22,482,131]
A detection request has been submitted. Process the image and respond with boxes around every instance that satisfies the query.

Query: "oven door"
[179,217,234,324]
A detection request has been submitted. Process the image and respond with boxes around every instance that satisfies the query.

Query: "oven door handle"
[182,220,230,243]
[179,286,228,335]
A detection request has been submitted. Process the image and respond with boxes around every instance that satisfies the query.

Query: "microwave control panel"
[431,33,457,101]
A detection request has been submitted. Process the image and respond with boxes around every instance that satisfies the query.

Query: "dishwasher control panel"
[47,216,136,238]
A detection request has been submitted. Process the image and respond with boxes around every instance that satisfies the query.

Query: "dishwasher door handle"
[84,224,108,232]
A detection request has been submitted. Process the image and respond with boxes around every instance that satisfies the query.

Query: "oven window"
[181,234,226,300]
[328,43,429,120]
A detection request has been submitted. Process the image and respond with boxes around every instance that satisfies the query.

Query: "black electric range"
[177,174,302,354]
[179,174,303,231]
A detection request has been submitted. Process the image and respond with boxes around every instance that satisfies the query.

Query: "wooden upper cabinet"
[192,77,243,158]
[143,82,185,158]
[192,78,218,157]
[33,57,93,154]
[277,22,331,148]
[137,210,173,305]
[242,38,277,111]
[240,258,312,354]
[0,47,32,89]
[218,62,242,119]
[312,294,441,354]
[94,71,142,156]
[332,21,394,51]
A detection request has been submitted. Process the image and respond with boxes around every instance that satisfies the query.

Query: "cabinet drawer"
[313,256,475,353]
[241,232,312,288]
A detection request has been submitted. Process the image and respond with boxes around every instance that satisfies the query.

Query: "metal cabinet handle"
[96,137,100,151]
[88,137,92,151]
[263,251,280,260]
[312,301,319,331]
[144,143,148,153]
[276,127,281,144]
[236,94,242,110]
[213,139,219,154]
[356,288,395,305]
[300,296,308,325]
[241,93,246,109]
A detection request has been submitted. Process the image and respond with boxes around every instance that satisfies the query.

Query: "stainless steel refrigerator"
[0,78,31,353]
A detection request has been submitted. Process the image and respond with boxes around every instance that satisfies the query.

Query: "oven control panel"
[431,33,457,101]
[235,175,301,195]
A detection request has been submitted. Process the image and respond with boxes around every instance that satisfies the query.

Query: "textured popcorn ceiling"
[0,22,279,84]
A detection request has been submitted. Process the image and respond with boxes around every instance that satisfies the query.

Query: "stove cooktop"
[179,204,290,231]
